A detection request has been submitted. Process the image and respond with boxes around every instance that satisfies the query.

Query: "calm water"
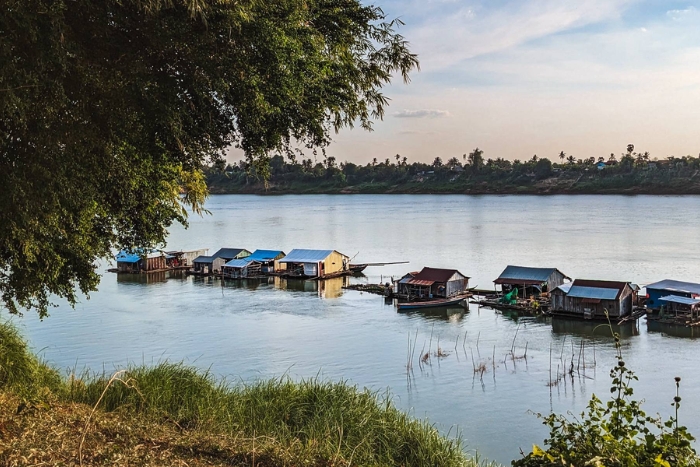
[12,194,700,465]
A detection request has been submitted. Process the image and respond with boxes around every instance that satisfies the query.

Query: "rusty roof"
[412,267,469,283]
[405,279,435,286]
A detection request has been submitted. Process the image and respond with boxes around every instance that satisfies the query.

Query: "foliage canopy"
[0,0,418,317]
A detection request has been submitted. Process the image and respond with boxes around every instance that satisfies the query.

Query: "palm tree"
[608,153,617,163]
[531,154,538,163]
[372,157,377,166]
[395,154,400,164]
[467,147,484,171]
[566,155,575,165]
[559,151,565,162]
[402,156,407,166]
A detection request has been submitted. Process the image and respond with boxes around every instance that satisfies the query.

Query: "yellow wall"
[323,251,350,275]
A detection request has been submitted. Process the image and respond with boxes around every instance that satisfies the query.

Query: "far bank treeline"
[207,145,700,195]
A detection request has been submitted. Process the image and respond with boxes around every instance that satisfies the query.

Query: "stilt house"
[644,279,700,311]
[222,250,285,279]
[115,249,166,273]
[494,265,569,297]
[396,267,469,299]
[192,248,251,274]
[278,249,350,278]
[550,279,635,319]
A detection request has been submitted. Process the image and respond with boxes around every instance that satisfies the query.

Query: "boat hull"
[397,294,470,311]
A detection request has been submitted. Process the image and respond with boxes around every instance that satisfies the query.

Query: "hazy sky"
[234,1,700,165]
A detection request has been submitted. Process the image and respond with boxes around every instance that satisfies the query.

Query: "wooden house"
[192,248,251,275]
[277,249,350,278]
[550,279,635,319]
[396,267,469,299]
[494,265,569,297]
[644,279,700,311]
[115,249,166,273]
[222,250,285,279]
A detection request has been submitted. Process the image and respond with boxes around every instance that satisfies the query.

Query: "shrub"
[513,325,698,467]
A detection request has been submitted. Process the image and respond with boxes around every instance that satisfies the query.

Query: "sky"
[235,0,700,165]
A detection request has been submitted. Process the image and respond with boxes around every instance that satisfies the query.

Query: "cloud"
[394,109,451,118]
[667,6,696,20]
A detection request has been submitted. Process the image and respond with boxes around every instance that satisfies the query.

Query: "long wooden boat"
[348,263,368,273]
[397,294,471,311]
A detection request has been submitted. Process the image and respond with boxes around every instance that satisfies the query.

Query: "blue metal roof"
[223,258,252,268]
[279,249,336,263]
[495,265,561,283]
[554,283,573,294]
[659,295,700,306]
[115,250,141,263]
[247,250,285,262]
[567,286,619,300]
[646,279,700,296]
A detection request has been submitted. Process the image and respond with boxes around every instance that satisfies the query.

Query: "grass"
[0,320,495,466]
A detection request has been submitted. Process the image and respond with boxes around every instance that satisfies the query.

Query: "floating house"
[494,265,569,297]
[278,249,350,278]
[550,279,635,319]
[115,249,166,273]
[644,280,700,311]
[164,249,208,269]
[396,267,469,299]
[192,248,251,275]
[222,250,286,279]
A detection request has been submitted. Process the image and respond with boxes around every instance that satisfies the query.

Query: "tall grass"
[0,319,63,397]
[1,320,490,466]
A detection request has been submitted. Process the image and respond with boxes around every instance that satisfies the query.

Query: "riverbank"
[0,321,490,466]
[207,173,700,195]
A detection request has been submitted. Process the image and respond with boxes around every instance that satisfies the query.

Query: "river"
[12,194,700,465]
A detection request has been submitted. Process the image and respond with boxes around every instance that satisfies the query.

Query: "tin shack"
[192,248,251,275]
[494,265,569,297]
[550,279,635,319]
[396,267,469,299]
[277,249,350,278]
[644,279,700,311]
[115,249,166,273]
[222,249,286,279]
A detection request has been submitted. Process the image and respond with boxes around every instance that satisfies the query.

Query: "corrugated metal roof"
[494,265,561,285]
[567,286,620,300]
[279,249,335,263]
[659,295,700,306]
[413,267,469,283]
[646,279,700,296]
[115,250,141,263]
[247,250,285,262]
[554,283,573,294]
[212,248,249,259]
[406,279,435,286]
[193,255,214,263]
[224,258,252,268]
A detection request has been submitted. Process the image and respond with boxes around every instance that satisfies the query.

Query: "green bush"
[513,327,698,467]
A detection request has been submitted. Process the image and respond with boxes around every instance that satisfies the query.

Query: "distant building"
[396,267,469,299]
[494,265,569,297]
[278,249,350,278]
[222,249,285,279]
[645,279,700,311]
[115,249,165,273]
[192,248,251,275]
[596,161,606,170]
[550,279,635,319]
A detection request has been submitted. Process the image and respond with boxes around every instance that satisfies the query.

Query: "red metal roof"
[412,267,469,283]
[405,279,435,286]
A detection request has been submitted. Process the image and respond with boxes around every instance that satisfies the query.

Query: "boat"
[397,294,471,311]
[348,263,368,273]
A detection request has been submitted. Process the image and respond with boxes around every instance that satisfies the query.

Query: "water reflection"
[116,270,186,284]
[397,304,468,322]
[647,320,700,339]
[551,316,639,338]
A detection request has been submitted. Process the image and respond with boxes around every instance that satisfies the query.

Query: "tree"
[467,147,484,171]
[567,155,576,165]
[432,157,443,167]
[559,151,566,163]
[0,0,419,317]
